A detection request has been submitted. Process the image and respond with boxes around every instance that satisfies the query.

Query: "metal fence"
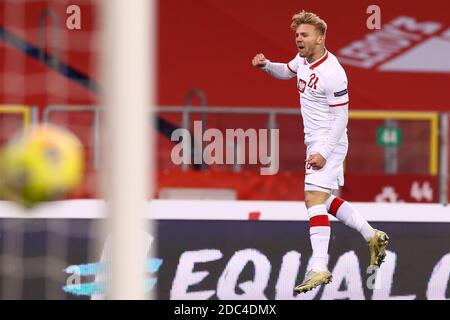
[0,104,448,204]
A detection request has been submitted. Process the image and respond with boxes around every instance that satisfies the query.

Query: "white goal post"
[101,0,155,299]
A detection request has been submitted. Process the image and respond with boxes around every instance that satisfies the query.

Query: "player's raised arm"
[252,53,297,80]
[252,53,268,68]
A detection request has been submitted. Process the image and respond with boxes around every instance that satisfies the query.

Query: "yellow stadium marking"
[0,105,31,134]
[349,111,438,176]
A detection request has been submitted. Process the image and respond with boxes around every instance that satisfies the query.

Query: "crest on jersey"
[298,79,306,93]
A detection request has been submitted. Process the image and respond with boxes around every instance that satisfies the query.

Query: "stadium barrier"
[0,199,449,300]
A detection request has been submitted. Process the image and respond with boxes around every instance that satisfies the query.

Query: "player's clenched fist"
[252,53,268,68]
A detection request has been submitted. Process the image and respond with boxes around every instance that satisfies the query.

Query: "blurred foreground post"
[101,0,155,299]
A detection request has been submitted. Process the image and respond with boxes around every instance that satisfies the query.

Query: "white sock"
[326,195,375,241]
[307,204,330,272]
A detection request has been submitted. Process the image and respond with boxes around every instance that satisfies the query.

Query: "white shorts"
[304,140,348,191]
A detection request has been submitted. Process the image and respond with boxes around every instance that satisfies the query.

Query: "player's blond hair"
[291,11,327,35]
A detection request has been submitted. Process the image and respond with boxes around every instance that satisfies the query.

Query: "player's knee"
[304,191,329,208]
[304,192,319,208]
[304,193,312,208]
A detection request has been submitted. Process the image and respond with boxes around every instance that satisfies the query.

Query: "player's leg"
[294,186,332,294]
[326,195,375,241]
[325,194,389,266]
[305,189,331,272]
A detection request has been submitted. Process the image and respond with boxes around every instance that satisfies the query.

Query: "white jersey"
[287,50,349,145]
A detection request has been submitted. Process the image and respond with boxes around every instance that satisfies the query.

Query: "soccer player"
[252,11,389,294]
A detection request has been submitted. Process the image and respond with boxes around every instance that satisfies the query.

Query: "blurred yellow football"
[0,124,84,208]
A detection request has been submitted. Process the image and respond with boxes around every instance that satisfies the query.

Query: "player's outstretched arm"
[251,53,296,80]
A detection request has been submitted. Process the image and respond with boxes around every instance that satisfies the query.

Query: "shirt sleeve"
[286,55,300,75]
[318,69,350,159]
[262,54,299,80]
[318,105,348,159]
[325,68,349,107]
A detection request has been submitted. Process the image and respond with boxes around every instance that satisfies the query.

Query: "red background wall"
[0,0,448,201]
[0,0,449,110]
